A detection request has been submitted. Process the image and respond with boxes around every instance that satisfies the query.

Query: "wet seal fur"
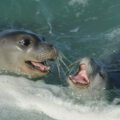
[0,30,58,78]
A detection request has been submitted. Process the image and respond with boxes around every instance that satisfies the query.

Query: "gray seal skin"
[0,30,58,78]
[67,57,107,99]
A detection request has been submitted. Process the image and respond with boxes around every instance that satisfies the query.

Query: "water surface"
[0,0,120,120]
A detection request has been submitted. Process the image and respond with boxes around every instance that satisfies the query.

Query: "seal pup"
[0,30,58,78]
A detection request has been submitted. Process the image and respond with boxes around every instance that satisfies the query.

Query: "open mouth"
[25,60,50,73]
[69,64,90,86]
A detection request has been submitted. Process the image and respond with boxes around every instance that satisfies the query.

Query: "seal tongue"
[31,61,50,72]
[69,64,90,85]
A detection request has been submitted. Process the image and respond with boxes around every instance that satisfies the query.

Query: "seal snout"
[69,63,90,86]
[23,41,59,78]
[68,57,95,88]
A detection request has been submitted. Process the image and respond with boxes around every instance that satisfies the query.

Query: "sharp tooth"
[47,66,50,70]
[69,75,72,79]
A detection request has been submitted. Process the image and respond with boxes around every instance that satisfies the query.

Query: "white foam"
[68,0,88,7]
[105,27,120,40]
[0,75,120,120]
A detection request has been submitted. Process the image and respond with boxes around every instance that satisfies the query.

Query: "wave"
[0,75,119,120]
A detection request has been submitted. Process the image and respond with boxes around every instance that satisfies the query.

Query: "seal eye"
[19,39,31,47]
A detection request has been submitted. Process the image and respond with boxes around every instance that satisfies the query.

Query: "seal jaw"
[69,64,90,87]
[25,60,50,73]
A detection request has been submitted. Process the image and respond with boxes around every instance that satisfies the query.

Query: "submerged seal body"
[0,30,58,78]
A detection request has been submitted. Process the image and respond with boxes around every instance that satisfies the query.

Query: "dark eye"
[19,39,31,46]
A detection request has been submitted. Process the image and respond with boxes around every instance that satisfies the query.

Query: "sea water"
[0,0,120,120]
[0,75,120,120]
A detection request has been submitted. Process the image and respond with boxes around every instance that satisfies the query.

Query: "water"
[0,0,120,120]
[0,75,120,120]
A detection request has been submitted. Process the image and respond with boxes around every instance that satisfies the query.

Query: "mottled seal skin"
[0,30,58,78]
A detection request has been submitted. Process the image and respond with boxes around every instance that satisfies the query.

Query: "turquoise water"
[0,0,120,59]
[0,0,120,120]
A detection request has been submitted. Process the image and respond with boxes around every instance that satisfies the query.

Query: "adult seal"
[0,30,58,78]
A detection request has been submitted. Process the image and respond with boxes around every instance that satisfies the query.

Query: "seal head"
[68,57,107,90]
[0,30,58,78]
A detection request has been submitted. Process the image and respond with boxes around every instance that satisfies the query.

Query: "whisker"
[59,52,71,64]
[65,58,81,75]
[55,58,69,82]
[68,59,80,69]
[56,59,61,79]
[65,66,76,75]
[56,59,69,86]
[56,51,71,73]
[59,57,69,71]
[60,64,67,79]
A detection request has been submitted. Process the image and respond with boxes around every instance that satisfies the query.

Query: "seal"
[68,57,107,89]
[67,57,120,101]
[0,30,58,78]
[68,56,120,88]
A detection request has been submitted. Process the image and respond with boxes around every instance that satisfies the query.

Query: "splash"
[105,27,120,40]
[68,0,88,7]
[0,75,120,120]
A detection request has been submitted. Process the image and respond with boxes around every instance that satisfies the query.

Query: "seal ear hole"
[18,39,31,47]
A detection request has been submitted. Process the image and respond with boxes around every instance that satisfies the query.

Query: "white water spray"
[0,75,120,120]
